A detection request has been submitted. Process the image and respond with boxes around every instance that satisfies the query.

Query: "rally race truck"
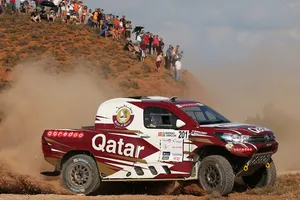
[41,96,278,196]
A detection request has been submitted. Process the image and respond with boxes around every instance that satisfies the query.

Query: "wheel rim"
[67,162,92,190]
[203,165,221,189]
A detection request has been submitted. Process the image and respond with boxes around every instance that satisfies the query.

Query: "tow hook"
[243,164,249,171]
[265,162,270,169]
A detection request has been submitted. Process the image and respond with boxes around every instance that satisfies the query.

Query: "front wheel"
[61,154,100,195]
[198,155,235,196]
[242,159,277,188]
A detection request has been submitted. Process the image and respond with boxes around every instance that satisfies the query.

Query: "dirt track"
[0,194,275,200]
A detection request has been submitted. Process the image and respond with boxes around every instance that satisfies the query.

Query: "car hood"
[201,122,272,135]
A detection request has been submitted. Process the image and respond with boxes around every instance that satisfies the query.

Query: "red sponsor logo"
[233,148,253,152]
[46,131,84,139]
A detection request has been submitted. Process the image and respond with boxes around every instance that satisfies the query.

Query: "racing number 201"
[178,131,188,139]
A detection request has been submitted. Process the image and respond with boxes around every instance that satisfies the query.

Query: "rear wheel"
[61,154,100,195]
[242,159,276,188]
[198,155,235,196]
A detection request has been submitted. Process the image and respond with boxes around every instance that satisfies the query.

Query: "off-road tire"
[61,154,100,195]
[198,155,235,196]
[242,159,277,188]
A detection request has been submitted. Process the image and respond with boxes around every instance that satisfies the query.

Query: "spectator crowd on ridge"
[0,0,184,81]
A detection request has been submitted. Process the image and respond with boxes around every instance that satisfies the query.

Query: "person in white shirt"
[175,58,182,81]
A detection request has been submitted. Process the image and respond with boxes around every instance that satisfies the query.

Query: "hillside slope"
[0,14,201,97]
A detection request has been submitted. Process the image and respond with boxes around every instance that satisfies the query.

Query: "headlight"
[215,132,250,144]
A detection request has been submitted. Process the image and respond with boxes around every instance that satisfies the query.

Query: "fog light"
[243,164,248,171]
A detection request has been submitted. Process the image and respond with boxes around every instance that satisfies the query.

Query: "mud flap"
[40,170,61,176]
[41,161,61,176]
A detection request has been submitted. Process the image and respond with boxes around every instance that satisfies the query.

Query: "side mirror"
[176,119,186,128]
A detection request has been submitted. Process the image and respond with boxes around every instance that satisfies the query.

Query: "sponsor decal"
[248,127,268,134]
[158,132,176,137]
[173,156,182,161]
[178,130,188,139]
[112,105,134,128]
[160,138,183,162]
[192,131,208,135]
[233,147,253,152]
[172,153,182,156]
[162,156,169,160]
[92,134,144,158]
[46,131,84,139]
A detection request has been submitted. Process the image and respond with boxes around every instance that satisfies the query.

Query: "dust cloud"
[194,43,300,172]
[0,58,121,178]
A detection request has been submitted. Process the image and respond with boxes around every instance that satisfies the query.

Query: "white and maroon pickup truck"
[41,96,278,195]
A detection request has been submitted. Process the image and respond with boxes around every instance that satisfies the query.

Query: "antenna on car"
[169,96,177,102]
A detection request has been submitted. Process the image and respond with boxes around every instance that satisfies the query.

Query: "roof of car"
[100,96,204,108]
[113,96,199,104]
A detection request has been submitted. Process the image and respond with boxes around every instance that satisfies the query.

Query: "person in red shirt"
[73,0,79,14]
[10,0,16,12]
[143,33,149,54]
[114,15,119,29]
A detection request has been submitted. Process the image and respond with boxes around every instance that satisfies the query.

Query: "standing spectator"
[120,15,126,37]
[114,15,119,29]
[153,35,159,55]
[175,58,182,81]
[98,8,104,29]
[125,20,132,39]
[136,33,142,44]
[10,0,16,13]
[172,45,180,56]
[73,0,78,14]
[77,1,83,24]
[165,45,173,69]
[156,52,164,72]
[156,37,164,56]
[59,0,66,21]
[108,14,113,29]
[148,33,153,55]
[92,8,98,25]
[143,33,149,54]
[66,4,71,24]
[81,5,87,24]
[139,41,147,62]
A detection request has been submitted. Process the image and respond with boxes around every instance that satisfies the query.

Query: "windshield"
[180,105,231,125]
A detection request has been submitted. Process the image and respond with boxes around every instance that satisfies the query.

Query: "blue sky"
[82,0,300,70]
[17,0,300,71]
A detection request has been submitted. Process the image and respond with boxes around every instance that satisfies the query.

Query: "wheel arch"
[193,145,232,162]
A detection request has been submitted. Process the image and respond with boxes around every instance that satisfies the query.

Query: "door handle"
[139,134,150,139]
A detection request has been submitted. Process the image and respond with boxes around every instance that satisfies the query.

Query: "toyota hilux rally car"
[41,96,278,196]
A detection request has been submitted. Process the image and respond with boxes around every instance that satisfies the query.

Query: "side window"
[205,110,217,120]
[144,106,177,129]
